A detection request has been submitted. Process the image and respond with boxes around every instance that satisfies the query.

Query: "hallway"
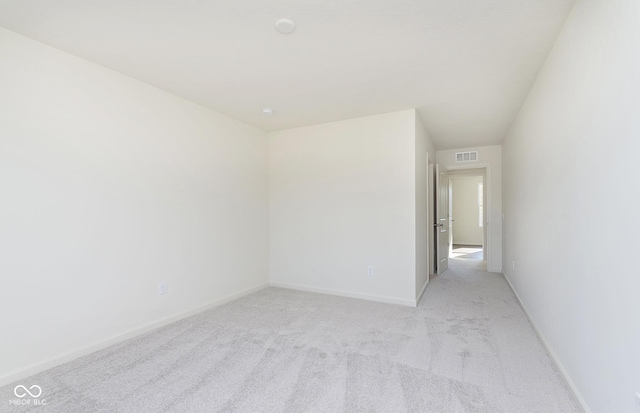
[419,258,580,411]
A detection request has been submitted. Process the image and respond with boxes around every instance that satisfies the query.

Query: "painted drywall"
[451,175,483,245]
[502,0,640,411]
[0,28,269,383]
[415,115,436,302]
[270,109,434,306]
[436,146,502,272]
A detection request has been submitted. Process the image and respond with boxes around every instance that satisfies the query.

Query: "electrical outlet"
[159,282,168,295]
[367,266,374,276]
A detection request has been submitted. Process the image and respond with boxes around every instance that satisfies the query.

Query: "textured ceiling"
[0,0,575,149]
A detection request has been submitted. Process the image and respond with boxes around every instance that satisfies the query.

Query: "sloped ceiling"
[0,0,575,149]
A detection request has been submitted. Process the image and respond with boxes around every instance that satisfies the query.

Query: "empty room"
[1,0,638,412]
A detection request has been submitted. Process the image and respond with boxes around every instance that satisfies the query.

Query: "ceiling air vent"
[455,151,478,162]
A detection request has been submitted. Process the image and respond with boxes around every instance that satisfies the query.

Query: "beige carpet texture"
[0,259,581,412]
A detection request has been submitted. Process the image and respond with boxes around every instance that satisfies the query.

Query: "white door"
[428,163,436,276]
[435,164,450,274]
[449,178,454,255]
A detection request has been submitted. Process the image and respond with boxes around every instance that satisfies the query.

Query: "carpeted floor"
[0,259,581,413]
[451,245,484,260]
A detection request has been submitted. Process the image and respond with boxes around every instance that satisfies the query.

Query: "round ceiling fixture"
[262,108,274,116]
[275,19,296,34]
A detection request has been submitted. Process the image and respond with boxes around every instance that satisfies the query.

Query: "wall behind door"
[450,175,483,246]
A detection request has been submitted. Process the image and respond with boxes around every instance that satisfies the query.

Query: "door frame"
[444,164,492,271]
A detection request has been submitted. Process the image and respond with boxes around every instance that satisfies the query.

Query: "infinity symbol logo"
[14,385,42,398]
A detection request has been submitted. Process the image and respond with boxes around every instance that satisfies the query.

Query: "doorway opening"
[431,164,490,280]
[449,170,486,262]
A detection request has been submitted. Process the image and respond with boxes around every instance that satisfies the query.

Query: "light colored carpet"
[0,259,581,412]
[451,245,484,260]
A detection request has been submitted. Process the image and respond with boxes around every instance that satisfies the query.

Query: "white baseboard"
[0,282,269,388]
[270,281,416,307]
[416,279,429,306]
[503,273,591,413]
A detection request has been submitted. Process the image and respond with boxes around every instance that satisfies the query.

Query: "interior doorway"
[449,170,486,261]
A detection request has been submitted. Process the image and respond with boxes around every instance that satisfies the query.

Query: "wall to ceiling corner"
[436,145,502,272]
[269,109,430,306]
[0,28,270,384]
[501,0,640,411]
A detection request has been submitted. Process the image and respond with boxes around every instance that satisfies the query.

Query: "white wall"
[436,146,502,272]
[0,28,269,383]
[269,109,434,306]
[502,0,640,411]
[451,175,483,245]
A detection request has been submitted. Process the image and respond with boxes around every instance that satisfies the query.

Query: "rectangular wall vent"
[455,151,478,162]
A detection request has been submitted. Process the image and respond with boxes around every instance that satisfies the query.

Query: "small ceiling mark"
[275,19,296,34]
